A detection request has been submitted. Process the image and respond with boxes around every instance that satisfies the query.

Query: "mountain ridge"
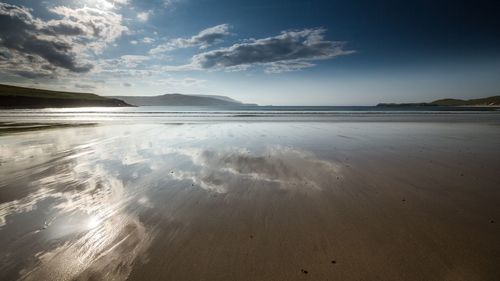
[110,93,257,106]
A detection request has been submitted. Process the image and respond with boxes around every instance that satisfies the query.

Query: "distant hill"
[192,94,243,104]
[110,93,257,106]
[0,84,131,108]
[377,96,500,107]
[430,96,500,106]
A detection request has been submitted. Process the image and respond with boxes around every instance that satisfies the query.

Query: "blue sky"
[1,0,500,105]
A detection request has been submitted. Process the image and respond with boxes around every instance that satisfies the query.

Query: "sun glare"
[86,215,102,229]
[83,0,114,10]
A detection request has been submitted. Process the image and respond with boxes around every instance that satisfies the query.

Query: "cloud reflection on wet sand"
[0,123,340,280]
[169,146,341,193]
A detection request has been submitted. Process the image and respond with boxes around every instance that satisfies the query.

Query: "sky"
[0,0,500,105]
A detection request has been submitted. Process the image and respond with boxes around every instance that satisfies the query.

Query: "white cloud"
[109,0,129,5]
[0,3,98,76]
[142,37,155,44]
[119,55,150,67]
[153,77,206,87]
[88,0,129,10]
[147,28,354,74]
[50,6,128,54]
[149,24,230,54]
[190,28,354,73]
[264,61,315,73]
[163,0,176,8]
[94,55,151,73]
[137,11,152,22]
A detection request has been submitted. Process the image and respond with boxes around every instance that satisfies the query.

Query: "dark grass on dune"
[0,84,131,108]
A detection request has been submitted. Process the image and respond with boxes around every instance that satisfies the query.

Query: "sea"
[1,105,499,123]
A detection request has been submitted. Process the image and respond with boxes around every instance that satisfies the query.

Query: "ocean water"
[1,105,499,123]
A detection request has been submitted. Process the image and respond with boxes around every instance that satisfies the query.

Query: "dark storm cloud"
[0,3,92,74]
[191,28,354,72]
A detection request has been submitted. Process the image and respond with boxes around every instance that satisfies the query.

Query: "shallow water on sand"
[1,121,500,280]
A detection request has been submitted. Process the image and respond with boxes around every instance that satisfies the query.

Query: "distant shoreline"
[377,95,500,107]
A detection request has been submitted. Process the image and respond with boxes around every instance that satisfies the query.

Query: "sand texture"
[0,122,499,281]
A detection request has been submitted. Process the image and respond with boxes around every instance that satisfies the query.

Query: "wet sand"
[1,122,499,280]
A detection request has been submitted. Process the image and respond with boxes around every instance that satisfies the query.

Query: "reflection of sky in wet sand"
[1,122,500,280]
[170,147,341,193]
[0,123,344,280]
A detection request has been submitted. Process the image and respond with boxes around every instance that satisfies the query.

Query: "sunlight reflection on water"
[86,215,101,229]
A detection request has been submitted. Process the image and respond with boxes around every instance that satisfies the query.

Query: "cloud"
[12,70,55,79]
[87,0,130,10]
[149,24,230,54]
[137,11,151,22]
[109,0,129,5]
[142,37,155,44]
[91,55,151,79]
[163,146,341,193]
[50,6,128,53]
[163,0,177,8]
[152,77,206,87]
[190,28,354,73]
[263,61,315,73]
[0,47,58,79]
[0,3,128,79]
[119,55,150,67]
[0,3,92,73]
[74,83,96,90]
[123,82,132,87]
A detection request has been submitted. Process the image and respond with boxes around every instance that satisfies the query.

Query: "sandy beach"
[1,121,499,281]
